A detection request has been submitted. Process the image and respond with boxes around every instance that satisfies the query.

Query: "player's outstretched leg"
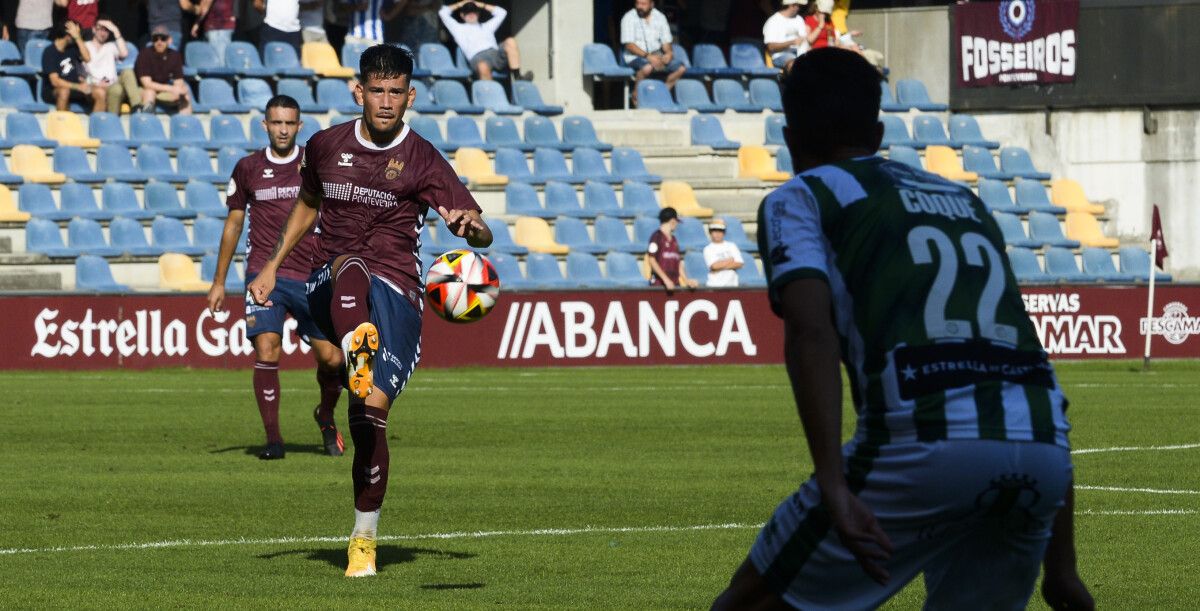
[344,396,390,577]
[253,359,285,459]
[330,257,377,399]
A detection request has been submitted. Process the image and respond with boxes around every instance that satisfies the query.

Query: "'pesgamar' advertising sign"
[955,0,1078,87]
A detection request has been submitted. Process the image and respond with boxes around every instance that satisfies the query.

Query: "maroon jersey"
[300,119,481,300]
[226,146,320,281]
[647,228,681,285]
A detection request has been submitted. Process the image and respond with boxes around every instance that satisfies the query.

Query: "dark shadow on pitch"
[259,545,476,571]
[208,443,328,457]
[421,583,486,590]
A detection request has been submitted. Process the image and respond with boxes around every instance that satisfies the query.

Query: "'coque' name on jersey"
[899,188,979,222]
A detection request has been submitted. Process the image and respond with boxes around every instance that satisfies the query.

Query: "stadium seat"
[52,146,104,183]
[606,251,648,286]
[533,148,581,184]
[144,180,195,218]
[108,216,160,256]
[263,41,314,77]
[0,42,36,77]
[581,43,635,79]
[523,116,573,151]
[544,180,590,217]
[621,180,661,217]
[340,40,369,75]
[912,115,955,148]
[505,182,553,218]
[152,216,206,256]
[418,43,471,79]
[0,185,31,221]
[1065,212,1118,248]
[730,43,780,76]
[713,79,763,113]
[16,183,69,220]
[748,78,783,113]
[879,80,906,113]
[432,80,485,114]
[430,218,474,254]
[583,181,630,218]
[555,217,607,254]
[298,114,321,146]
[484,218,528,255]
[99,186,152,224]
[961,145,1013,181]
[1007,247,1052,283]
[410,80,445,114]
[185,41,235,77]
[0,153,20,184]
[635,80,685,113]
[691,115,741,150]
[513,216,569,254]
[1081,247,1135,282]
[45,111,100,148]
[924,145,977,183]
[567,252,619,287]
[526,252,578,289]
[159,252,211,290]
[225,41,273,77]
[471,80,523,115]
[408,116,451,151]
[593,215,642,252]
[185,180,228,217]
[512,81,563,116]
[572,148,620,183]
[447,116,495,152]
[993,211,1039,248]
[0,76,51,112]
[200,253,243,292]
[494,147,540,184]
[76,255,131,292]
[1013,178,1066,214]
[128,114,171,148]
[661,181,714,217]
[11,145,66,183]
[216,147,247,181]
[633,215,660,245]
[738,146,790,181]
[206,116,250,151]
[59,182,110,219]
[96,144,149,183]
[1043,247,1092,283]
[169,114,210,150]
[977,178,1019,213]
[1050,179,1106,215]
[673,79,723,113]
[719,215,758,252]
[999,147,1051,180]
[25,217,78,257]
[184,80,211,113]
[23,39,52,74]
[1027,211,1080,248]
[136,145,187,183]
[197,79,251,114]
[765,115,786,146]
[737,257,766,287]
[675,217,709,251]
[454,147,507,186]
[486,118,534,153]
[487,252,533,290]
[948,115,1000,149]
[562,116,613,152]
[316,79,361,114]
[684,250,708,284]
[68,217,122,257]
[87,112,135,147]
[1118,246,1172,282]
[237,78,273,110]
[302,42,355,78]
[776,146,793,173]
[896,79,947,111]
[887,145,923,170]
[276,78,326,113]
[880,115,918,149]
[611,148,662,183]
[1,112,57,148]
[692,44,744,77]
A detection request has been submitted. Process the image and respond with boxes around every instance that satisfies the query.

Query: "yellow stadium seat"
[660,181,714,217]
[10,145,66,184]
[1051,179,1105,215]
[924,145,978,183]
[513,217,569,254]
[454,147,508,186]
[738,146,791,182]
[1065,212,1119,248]
[0,184,30,222]
[159,253,211,291]
[45,111,100,148]
[302,42,356,78]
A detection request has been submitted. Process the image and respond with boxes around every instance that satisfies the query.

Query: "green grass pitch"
[0,361,1196,608]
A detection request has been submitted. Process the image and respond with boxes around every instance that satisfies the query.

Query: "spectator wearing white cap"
[763,0,820,73]
[703,219,744,288]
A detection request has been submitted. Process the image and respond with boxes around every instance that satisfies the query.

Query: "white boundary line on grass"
[1076,485,1200,495]
[1079,509,1197,516]
[1072,443,1200,455]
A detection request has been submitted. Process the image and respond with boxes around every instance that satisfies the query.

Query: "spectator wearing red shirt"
[56,0,99,29]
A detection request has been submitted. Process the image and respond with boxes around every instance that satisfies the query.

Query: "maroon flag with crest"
[1151,205,1169,270]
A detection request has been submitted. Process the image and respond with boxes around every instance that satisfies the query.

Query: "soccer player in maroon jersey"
[247,45,492,577]
[207,95,346,460]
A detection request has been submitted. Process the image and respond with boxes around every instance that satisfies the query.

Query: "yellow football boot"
[345,322,379,399]
[345,536,377,577]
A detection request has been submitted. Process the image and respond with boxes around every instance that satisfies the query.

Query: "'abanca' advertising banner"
[955,0,1079,87]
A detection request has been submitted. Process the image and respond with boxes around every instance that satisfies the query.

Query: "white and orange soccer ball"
[425,250,501,323]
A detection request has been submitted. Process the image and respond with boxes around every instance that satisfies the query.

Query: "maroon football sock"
[331,257,371,341]
[253,360,283,445]
[348,404,390,512]
[316,367,342,422]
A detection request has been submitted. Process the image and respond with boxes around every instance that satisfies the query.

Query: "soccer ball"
[425,250,501,323]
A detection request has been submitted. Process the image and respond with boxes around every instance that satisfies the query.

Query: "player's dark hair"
[264,94,301,114]
[658,207,678,223]
[358,44,415,84]
[50,22,70,40]
[782,48,881,159]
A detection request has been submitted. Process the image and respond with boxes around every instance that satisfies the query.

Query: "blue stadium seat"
[611,148,662,183]
[102,184,155,220]
[1013,178,1067,214]
[87,112,135,147]
[676,217,708,251]
[18,184,69,220]
[523,116,573,151]
[765,115,786,146]
[684,250,708,284]
[880,115,918,149]
[526,252,577,289]
[418,43,471,79]
[949,115,999,149]
[197,79,252,114]
[25,217,78,257]
[53,146,105,183]
[583,181,630,218]
[487,252,534,290]
[1007,247,1052,283]
[562,116,612,152]
[1081,247,1136,282]
[208,115,251,150]
[494,148,540,184]
[128,114,171,148]
[410,80,445,114]
[622,180,661,217]
[144,180,195,218]
[316,79,361,115]
[237,78,273,110]
[1043,247,1092,282]
[635,80,685,113]
[776,146,792,173]
[879,80,906,112]
[0,76,51,112]
[216,147,247,181]
[1000,147,1052,180]
[432,80,485,114]
[117,45,138,72]
[23,39,51,74]
[961,145,1013,181]
[691,44,744,77]
[152,216,206,256]
[446,116,494,152]
[633,215,660,245]
[249,120,270,150]
[200,253,243,292]
[896,79,947,111]
[729,43,780,76]
[671,44,709,79]
[593,215,642,252]
[673,79,723,113]
[68,217,122,257]
[137,145,187,183]
[169,114,209,149]
[298,114,321,146]
[76,255,131,292]
[471,80,523,115]
[0,112,56,148]
[1118,246,1172,282]
[486,117,534,152]
[263,42,314,77]
[712,79,762,113]
[483,218,528,255]
[1027,211,1080,248]
[512,81,562,116]
[737,257,766,287]
[748,78,783,112]
[912,115,955,148]
[544,180,590,217]
[567,252,620,287]
[431,218,475,254]
[572,148,620,183]
[555,217,607,254]
[977,178,1018,213]
[59,182,110,220]
[408,116,452,151]
[185,179,228,217]
[691,115,740,150]
[340,40,369,75]
[606,251,647,286]
[505,182,553,218]
[993,211,1039,248]
[0,153,21,184]
[91,144,146,184]
[582,44,635,79]
[533,148,581,184]
[224,42,273,77]
[719,215,758,253]
[277,78,327,113]
[0,41,36,76]
[887,145,923,170]
[192,216,225,254]
[185,41,235,77]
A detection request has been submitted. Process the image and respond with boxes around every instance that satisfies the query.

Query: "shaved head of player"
[352,47,414,144]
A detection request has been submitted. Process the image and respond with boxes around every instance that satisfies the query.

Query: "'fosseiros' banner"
[955,0,1078,87]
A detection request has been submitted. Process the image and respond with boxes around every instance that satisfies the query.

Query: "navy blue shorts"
[244,273,326,342]
[306,262,423,401]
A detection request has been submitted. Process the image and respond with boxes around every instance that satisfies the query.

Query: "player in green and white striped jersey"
[712,49,1094,611]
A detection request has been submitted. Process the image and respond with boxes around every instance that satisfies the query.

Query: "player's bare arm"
[646,255,675,291]
[248,188,320,306]
[206,208,246,314]
[780,278,894,584]
[438,206,493,248]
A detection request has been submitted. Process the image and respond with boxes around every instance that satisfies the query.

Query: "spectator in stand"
[56,0,99,30]
[647,207,698,291]
[345,0,404,46]
[119,25,191,114]
[85,18,129,114]
[255,0,302,54]
[146,0,189,46]
[763,0,819,73]
[703,219,743,288]
[191,0,236,61]
[806,0,884,70]
[41,21,102,112]
[391,0,441,48]
[621,0,686,107]
[438,1,531,81]
[299,0,327,43]
[15,0,53,53]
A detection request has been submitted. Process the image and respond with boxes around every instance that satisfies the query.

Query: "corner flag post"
[1142,237,1156,371]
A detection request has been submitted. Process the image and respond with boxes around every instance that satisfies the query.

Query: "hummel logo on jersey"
[338,153,354,167]
[262,168,274,178]
[385,158,406,180]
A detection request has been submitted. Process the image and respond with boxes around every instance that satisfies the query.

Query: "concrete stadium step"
[0,235,10,254]
[0,253,50,264]
[0,268,62,291]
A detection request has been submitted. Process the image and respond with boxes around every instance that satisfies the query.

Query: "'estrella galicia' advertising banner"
[955,0,1078,87]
